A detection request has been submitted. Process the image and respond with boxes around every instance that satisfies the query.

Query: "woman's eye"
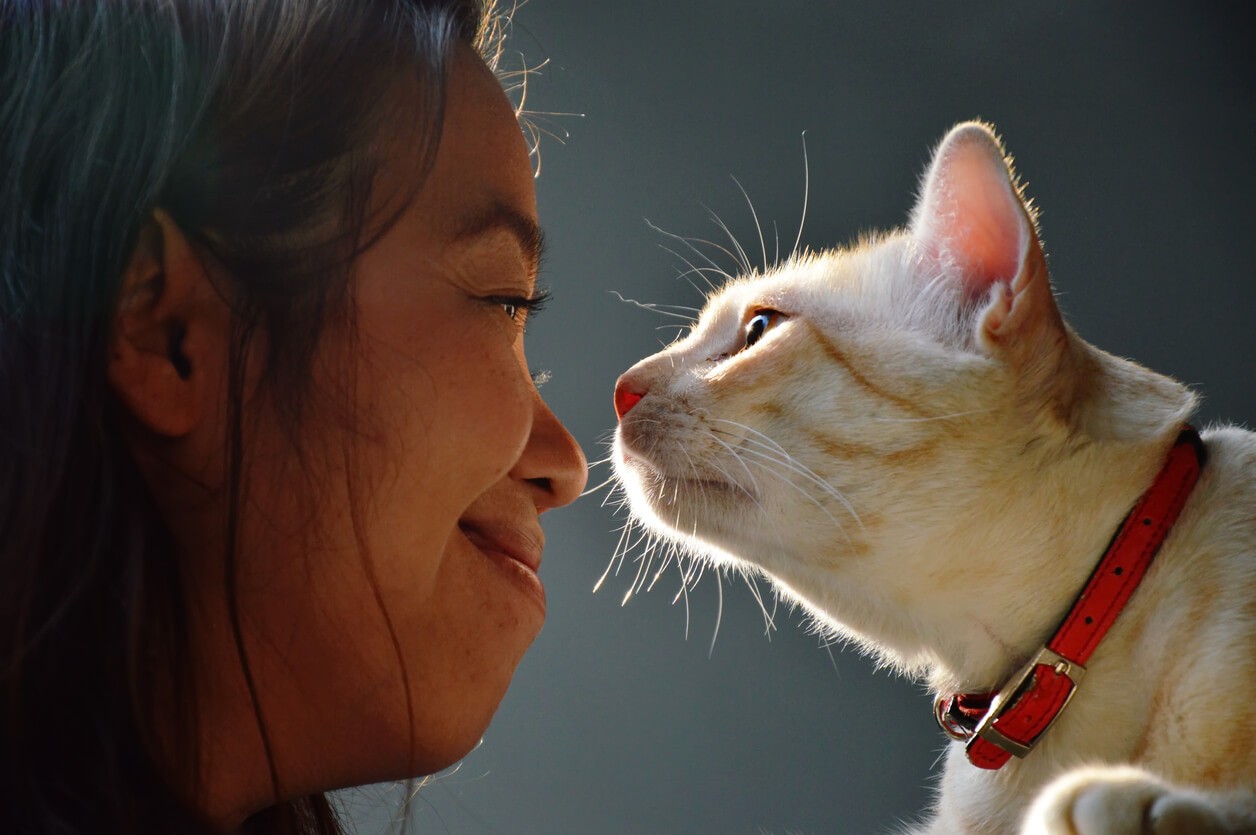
[490,288,551,324]
[744,309,783,348]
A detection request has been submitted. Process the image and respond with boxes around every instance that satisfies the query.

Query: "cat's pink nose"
[614,378,646,420]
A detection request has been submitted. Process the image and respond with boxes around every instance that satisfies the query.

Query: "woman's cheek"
[444,337,534,488]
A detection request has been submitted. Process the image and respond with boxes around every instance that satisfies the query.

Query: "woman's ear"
[108,210,230,437]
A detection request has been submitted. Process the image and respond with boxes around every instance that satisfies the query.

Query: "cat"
[610,121,1256,834]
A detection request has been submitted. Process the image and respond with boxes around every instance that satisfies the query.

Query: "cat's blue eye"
[744,309,783,349]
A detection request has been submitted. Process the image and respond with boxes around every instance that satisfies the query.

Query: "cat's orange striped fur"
[612,122,1256,834]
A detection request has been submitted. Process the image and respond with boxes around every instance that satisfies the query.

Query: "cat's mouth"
[621,450,753,503]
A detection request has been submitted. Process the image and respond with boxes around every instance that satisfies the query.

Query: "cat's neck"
[784,369,1192,695]
[918,428,1185,693]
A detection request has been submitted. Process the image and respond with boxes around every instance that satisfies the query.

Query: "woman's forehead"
[415,45,538,247]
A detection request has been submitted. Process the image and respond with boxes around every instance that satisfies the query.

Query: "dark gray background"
[344,2,1253,833]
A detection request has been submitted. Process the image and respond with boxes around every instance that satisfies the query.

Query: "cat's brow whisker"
[730,174,769,274]
[791,131,810,262]
[608,290,698,321]
[669,230,746,281]
[644,218,736,286]
[656,243,724,294]
[701,203,753,275]
[659,242,736,293]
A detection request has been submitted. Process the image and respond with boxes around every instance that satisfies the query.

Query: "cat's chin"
[616,451,759,542]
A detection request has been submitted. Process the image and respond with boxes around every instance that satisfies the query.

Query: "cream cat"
[611,122,1256,834]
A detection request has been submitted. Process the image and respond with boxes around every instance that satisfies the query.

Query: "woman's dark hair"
[0,1,502,832]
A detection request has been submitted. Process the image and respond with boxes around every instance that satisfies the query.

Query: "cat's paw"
[1021,765,1233,835]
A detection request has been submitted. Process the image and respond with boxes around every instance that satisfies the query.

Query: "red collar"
[934,426,1207,770]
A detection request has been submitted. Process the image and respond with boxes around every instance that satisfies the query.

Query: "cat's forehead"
[701,233,911,322]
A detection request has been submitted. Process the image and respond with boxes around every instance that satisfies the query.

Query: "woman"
[0,1,586,832]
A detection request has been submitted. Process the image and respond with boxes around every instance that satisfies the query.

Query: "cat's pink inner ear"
[911,123,1029,297]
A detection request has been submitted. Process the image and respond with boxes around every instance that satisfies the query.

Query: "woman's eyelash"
[490,287,552,322]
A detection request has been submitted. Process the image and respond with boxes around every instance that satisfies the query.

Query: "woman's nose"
[613,376,647,419]
[515,392,587,510]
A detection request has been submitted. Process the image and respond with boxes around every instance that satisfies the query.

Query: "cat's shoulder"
[1198,424,1256,499]
[1173,425,1256,577]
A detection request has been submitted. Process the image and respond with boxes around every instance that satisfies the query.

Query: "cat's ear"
[910,121,1062,355]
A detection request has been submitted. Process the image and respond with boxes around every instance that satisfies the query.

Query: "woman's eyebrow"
[452,202,546,271]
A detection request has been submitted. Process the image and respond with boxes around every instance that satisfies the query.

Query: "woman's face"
[175,45,587,816]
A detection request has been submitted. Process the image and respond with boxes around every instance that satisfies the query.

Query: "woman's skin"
[108,44,586,827]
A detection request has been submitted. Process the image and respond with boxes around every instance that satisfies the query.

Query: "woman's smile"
[458,516,548,613]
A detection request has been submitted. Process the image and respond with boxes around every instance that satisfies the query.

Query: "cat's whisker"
[627,537,660,602]
[613,514,653,584]
[868,408,992,424]
[704,451,796,567]
[592,542,620,594]
[607,290,698,321]
[703,431,763,498]
[709,420,857,513]
[708,417,794,458]
[644,218,736,288]
[791,130,810,262]
[730,174,769,274]
[676,549,692,640]
[670,260,742,297]
[599,481,629,510]
[668,231,745,283]
[656,243,731,296]
[743,570,778,636]
[646,546,676,593]
[594,514,636,593]
[687,558,706,593]
[701,203,754,275]
[580,473,620,499]
[707,421,864,531]
[585,450,617,468]
[709,569,724,658]
[732,446,858,541]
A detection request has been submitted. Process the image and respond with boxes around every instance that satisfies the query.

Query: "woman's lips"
[459,521,544,573]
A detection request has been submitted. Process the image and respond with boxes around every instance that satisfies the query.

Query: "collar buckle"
[968,646,1086,760]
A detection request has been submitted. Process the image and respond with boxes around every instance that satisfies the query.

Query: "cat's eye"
[744,309,784,349]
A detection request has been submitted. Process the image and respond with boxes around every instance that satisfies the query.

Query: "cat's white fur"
[612,122,1256,834]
